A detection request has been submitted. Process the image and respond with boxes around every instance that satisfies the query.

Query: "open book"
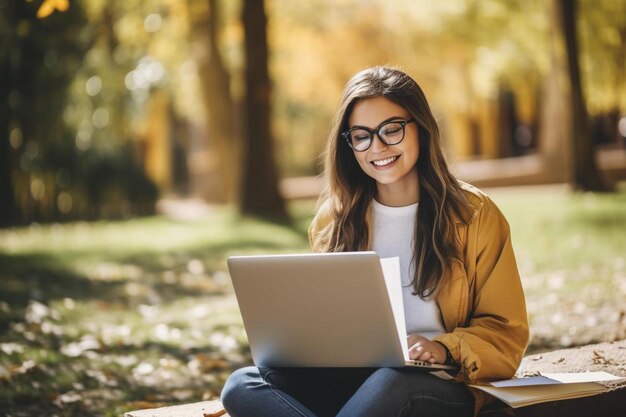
[470,371,622,408]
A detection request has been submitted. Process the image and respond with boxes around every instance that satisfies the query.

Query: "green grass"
[0,189,625,415]
[0,202,313,416]
[487,184,626,350]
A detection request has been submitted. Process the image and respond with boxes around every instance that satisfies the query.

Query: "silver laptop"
[227,251,457,372]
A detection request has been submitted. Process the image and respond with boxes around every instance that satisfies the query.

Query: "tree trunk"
[193,0,240,203]
[539,0,572,184]
[0,1,20,227]
[557,0,611,191]
[240,0,289,222]
[0,88,19,228]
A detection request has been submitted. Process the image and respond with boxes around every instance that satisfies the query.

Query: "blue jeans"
[221,366,474,417]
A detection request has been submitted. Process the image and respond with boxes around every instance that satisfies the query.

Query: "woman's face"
[347,96,420,205]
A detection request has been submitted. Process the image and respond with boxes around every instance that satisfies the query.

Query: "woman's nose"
[369,133,389,153]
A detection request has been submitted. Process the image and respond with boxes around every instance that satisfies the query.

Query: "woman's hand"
[407,333,447,364]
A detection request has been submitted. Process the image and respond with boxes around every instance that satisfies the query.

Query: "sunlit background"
[1,0,625,415]
[2,0,625,224]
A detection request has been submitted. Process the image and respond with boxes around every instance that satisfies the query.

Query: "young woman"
[221,66,529,417]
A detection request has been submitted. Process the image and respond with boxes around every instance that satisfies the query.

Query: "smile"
[371,156,399,167]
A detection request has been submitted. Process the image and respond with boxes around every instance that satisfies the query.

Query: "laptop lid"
[228,251,454,370]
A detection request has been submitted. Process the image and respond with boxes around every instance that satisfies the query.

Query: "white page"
[490,376,561,387]
[490,371,623,388]
[541,371,622,383]
[380,257,409,359]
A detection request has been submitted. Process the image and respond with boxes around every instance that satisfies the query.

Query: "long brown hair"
[313,66,474,299]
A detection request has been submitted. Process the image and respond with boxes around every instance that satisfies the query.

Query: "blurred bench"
[124,339,626,417]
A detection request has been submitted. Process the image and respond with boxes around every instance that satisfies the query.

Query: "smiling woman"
[220,66,529,417]
[347,97,420,207]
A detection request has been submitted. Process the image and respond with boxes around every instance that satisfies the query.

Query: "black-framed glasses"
[341,119,416,152]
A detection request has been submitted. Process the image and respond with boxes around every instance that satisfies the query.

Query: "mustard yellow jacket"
[308,182,529,387]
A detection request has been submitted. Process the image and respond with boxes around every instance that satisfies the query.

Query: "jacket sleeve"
[433,196,529,384]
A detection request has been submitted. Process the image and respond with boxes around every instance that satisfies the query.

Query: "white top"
[370,199,445,339]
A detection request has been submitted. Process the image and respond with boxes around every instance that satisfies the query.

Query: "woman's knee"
[220,366,261,410]
[347,368,473,417]
[365,368,459,397]
[366,367,409,389]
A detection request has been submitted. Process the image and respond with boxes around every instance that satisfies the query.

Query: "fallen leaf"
[59,391,82,404]
[190,353,231,372]
[0,365,10,381]
[0,343,24,355]
[591,350,616,365]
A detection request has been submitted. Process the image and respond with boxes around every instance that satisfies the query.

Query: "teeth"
[372,156,398,167]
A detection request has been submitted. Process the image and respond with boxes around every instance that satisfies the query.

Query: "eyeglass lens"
[348,121,407,151]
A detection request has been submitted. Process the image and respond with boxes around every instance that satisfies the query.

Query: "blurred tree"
[0,0,159,227]
[0,2,19,227]
[190,0,240,204]
[557,0,611,191]
[4,0,622,227]
[578,0,626,116]
[0,0,89,226]
[267,0,625,181]
[240,0,288,222]
[539,0,577,186]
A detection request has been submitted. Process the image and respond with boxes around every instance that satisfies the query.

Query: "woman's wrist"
[434,341,454,365]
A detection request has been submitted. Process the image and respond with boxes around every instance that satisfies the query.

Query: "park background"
[1,0,626,415]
